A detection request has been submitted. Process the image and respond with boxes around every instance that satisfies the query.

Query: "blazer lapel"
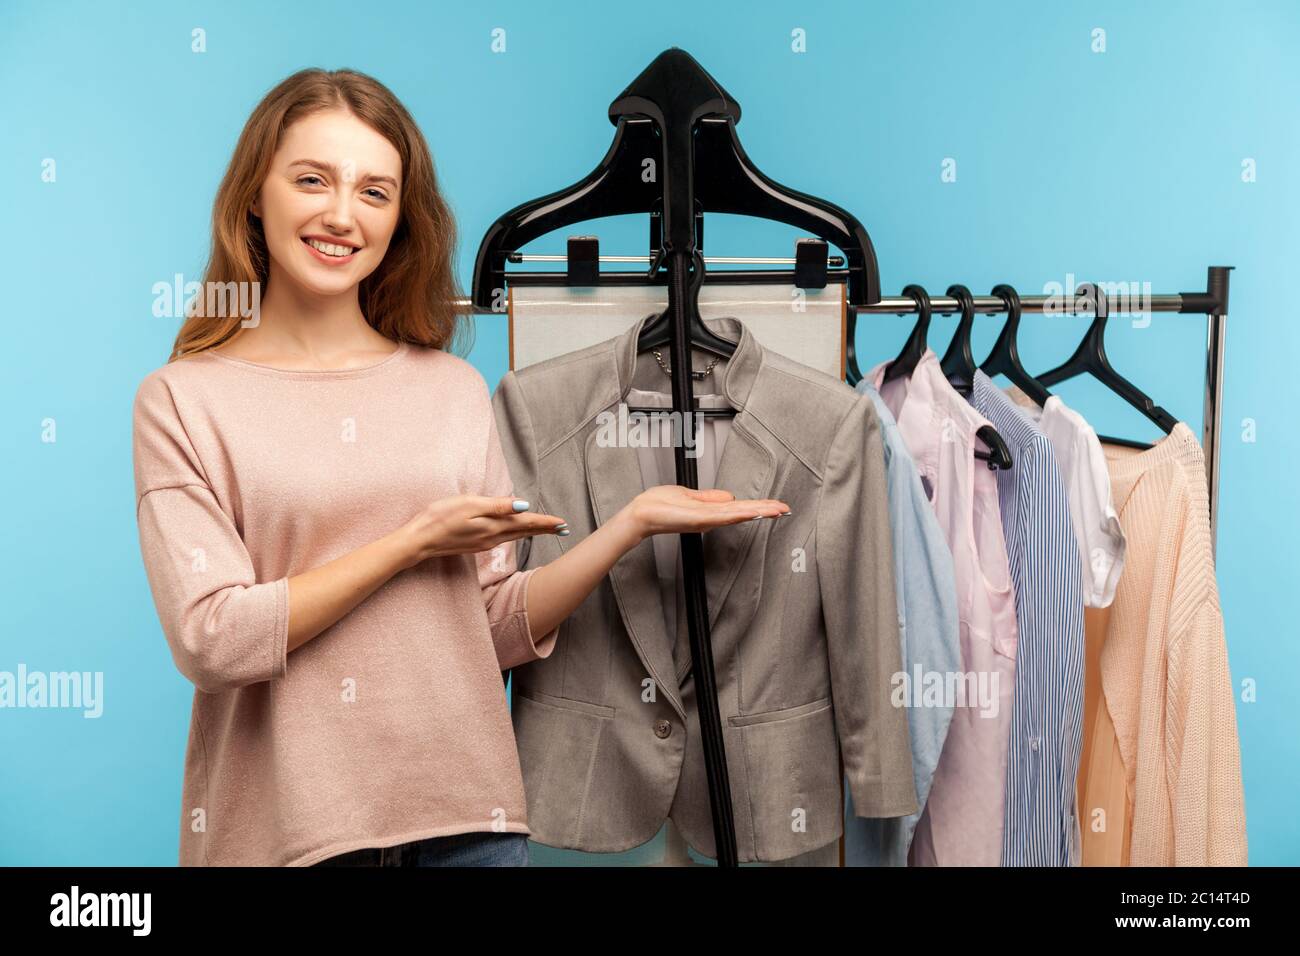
[586,312,778,704]
[586,427,686,718]
[672,413,776,682]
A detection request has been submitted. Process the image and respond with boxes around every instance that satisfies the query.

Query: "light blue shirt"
[970,371,1085,867]
[843,383,961,866]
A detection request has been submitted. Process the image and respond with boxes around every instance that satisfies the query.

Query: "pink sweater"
[131,339,559,866]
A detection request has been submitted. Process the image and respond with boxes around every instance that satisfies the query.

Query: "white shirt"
[1006,386,1127,608]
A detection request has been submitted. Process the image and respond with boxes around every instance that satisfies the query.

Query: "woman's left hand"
[618,485,790,542]
[519,485,790,642]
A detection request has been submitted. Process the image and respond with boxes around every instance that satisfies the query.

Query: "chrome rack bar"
[855,293,1192,314]
[506,252,846,266]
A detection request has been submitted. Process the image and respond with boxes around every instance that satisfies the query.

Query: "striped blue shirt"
[970,372,1085,867]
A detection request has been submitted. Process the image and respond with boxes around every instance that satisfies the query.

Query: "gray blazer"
[491,314,917,862]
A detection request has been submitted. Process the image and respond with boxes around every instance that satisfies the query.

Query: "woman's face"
[252,109,402,299]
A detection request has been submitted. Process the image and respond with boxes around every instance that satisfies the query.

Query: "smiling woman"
[132,67,787,869]
[246,114,399,296]
[170,69,464,363]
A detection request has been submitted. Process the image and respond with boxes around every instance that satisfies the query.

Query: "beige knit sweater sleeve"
[1165,597,1248,865]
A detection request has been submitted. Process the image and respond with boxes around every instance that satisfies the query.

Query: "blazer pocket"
[511,691,614,849]
[727,696,831,727]
[727,696,841,859]
[518,689,616,719]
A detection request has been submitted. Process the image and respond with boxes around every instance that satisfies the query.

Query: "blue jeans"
[312,831,529,867]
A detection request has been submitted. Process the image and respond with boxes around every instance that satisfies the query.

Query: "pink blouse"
[870,351,1018,866]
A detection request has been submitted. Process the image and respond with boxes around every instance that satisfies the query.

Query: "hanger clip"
[794,239,828,290]
[567,235,600,286]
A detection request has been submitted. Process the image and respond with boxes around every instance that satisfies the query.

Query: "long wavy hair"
[170,68,469,361]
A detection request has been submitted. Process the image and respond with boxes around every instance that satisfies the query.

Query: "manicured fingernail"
[780,511,792,517]
[555,523,568,530]
[557,529,570,536]
[512,499,530,512]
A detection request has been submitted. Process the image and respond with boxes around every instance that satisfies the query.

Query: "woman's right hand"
[399,495,567,569]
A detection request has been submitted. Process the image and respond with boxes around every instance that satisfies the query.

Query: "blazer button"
[654,719,672,739]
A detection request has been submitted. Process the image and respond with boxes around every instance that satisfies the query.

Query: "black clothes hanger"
[482,49,880,865]
[939,284,978,396]
[470,57,883,329]
[980,284,1053,407]
[637,250,738,359]
[1036,281,1179,443]
[628,249,738,419]
[883,285,1012,470]
[976,426,1014,470]
[883,284,933,383]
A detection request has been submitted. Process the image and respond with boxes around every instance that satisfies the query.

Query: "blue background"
[2,0,1295,865]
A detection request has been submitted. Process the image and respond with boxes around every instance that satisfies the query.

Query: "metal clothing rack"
[469,48,1230,867]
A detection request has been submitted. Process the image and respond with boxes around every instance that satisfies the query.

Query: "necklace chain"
[652,348,721,380]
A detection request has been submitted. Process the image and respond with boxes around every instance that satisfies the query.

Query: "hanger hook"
[902,283,932,327]
[947,283,974,321]
[1075,280,1109,320]
[939,283,977,391]
[990,282,1021,327]
[881,284,933,383]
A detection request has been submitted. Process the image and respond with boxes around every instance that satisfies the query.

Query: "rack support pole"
[1203,311,1226,554]
[611,48,742,865]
